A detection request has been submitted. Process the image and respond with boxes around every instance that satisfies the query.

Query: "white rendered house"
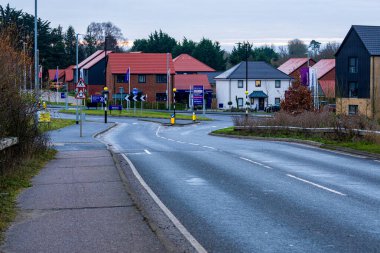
[215,61,292,110]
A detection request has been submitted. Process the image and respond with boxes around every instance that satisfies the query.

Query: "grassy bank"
[0,118,75,242]
[213,127,380,155]
[0,149,56,242]
[59,109,211,121]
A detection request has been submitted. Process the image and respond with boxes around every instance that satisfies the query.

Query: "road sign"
[140,95,146,102]
[132,88,138,96]
[133,95,138,101]
[91,95,104,103]
[75,78,87,99]
[193,85,204,106]
[61,92,66,99]
[109,105,122,110]
[38,111,51,123]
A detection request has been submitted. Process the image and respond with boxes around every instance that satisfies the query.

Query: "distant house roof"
[337,25,380,56]
[173,54,215,72]
[174,74,212,90]
[108,53,175,74]
[65,65,75,82]
[319,80,335,98]
[48,69,65,81]
[278,58,315,75]
[311,59,335,79]
[74,50,105,70]
[202,71,223,85]
[215,61,291,80]
[82,51,112,70]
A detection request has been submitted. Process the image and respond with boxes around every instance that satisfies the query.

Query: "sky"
[1,0,380,51]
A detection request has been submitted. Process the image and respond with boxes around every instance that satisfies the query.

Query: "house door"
[259,98,265,110]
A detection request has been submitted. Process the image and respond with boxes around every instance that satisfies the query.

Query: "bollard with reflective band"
[170,114,175,125]
[192,112,196,122]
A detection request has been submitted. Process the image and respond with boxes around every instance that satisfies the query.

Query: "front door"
[259,98,265,110]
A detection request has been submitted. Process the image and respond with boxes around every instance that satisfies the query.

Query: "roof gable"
[216,61,291,80]
[311,59,335,79]
[82,51,112,70]
[353,25,380,55]
[173,54,215,72]
[74,50,104,69]
[277,58,315,75]
[174,74,211,90]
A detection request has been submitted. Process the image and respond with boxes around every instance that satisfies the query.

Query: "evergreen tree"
[172,37,196,58]
[193,38,226,71]
[64,26,76,66]
[229,42,254,66]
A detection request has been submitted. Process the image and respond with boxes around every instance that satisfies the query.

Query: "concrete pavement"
[0,122,167,253]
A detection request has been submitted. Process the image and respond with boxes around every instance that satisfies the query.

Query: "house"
[173,54,215,74]
[174,74,212,108]
[73,50,112,95]
[336,25,380,118]
[278,58,316,80]
[311,59,336,100]
[106,53,175,104]
[215,61,292,110]
[48,69,65,84]
[48,65,74,90]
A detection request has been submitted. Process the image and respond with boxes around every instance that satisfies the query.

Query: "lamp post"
[75,33,84,124]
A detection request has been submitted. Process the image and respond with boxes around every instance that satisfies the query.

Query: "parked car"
[264,104,281,113]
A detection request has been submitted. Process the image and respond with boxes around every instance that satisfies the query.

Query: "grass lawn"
[0,118,74,242]
[59,109,211,121]
[212,127,380,155]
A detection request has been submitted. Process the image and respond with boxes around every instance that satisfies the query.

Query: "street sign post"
[75,78,87,137]
[193,85,204,107]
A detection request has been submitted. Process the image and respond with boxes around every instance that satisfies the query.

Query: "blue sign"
[61,92,66,99]
[109,105,122,110]
[91,95,103,103]
[193,85,204,106]
[132,88,138,96]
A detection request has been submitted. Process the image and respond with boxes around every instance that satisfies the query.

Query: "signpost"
[132,88,138,114]
[75,78,87,137]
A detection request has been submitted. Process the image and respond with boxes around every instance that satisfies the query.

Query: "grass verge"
[0,149,57,243]
[59,109,211,121]
[38,118,76,133]
[212,127,380,155]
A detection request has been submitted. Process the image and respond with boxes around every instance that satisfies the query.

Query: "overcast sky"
[1,0,379,51]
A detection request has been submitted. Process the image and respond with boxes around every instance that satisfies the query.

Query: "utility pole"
[75,33,80,124]
[34,0,38,97]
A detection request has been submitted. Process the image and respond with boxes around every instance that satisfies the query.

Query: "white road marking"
[239,157,269,169]
[167,139,175,142]
[374,160,380,163]
[132,122,138,125]
[121,154,207,253]
[155,126,161,137]
[144,149,151,155]
[189,143,199,146]
[286,174,346,196]
[177,141,186,144]
[203,146,216,150]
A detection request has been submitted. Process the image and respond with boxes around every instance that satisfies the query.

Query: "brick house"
[106,53,175,104]
[174,74,212,108]
[336,25,380,119]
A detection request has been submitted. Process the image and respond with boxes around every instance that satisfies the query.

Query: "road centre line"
[189,143,199,146]
[144,149,151,155]
[286,174,346,196]
[202,146,216,150]
[121,154,207,253]
[239,157,268,168]
[177,141,186,144]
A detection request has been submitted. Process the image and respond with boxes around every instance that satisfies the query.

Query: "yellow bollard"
[171,115,175,125]
[192,112,196,122]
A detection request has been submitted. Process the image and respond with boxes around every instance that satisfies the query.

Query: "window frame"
[116,74,127,83]
[348,81,358,98]
[255,80,261,87]
[348,105,358,115]
[275,97,281,105]
[238,80,244,88]
[275,80,281,88]
[237,98,244,107]
[156,74,167,84]
[138,74,146,83]
[348,57,358,74]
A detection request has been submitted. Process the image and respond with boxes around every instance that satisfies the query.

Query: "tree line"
[0,4,341,76]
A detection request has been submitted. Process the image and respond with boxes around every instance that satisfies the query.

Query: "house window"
[138,75,146,83]
[275,98,281,105]
[156,74,167,83]
[349,82,358,98]
[156,93,167,101]
[349,57,358,73]
[116,74,127,83]
[238,80,244,88]
[255,80,261,87]
[275,80,281,88]
[237,98,244,107]
[348,105,358,115]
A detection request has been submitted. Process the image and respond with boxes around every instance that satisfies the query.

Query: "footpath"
[0,122,167,253]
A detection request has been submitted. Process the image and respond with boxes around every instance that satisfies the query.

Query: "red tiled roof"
[174,74,211,90]
[173,54,215,72]
[278,58,313,75]
[65,65,75,82]
[311,59,335,79]
[74,50,104,69]
[82,51,112,70]
[108,53,175,74]
[48,69,65,81]
[319,80,335,98]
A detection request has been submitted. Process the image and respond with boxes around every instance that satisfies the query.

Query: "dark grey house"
[336,25,380,118]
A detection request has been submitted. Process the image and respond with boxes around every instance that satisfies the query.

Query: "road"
[62,112,380,252]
